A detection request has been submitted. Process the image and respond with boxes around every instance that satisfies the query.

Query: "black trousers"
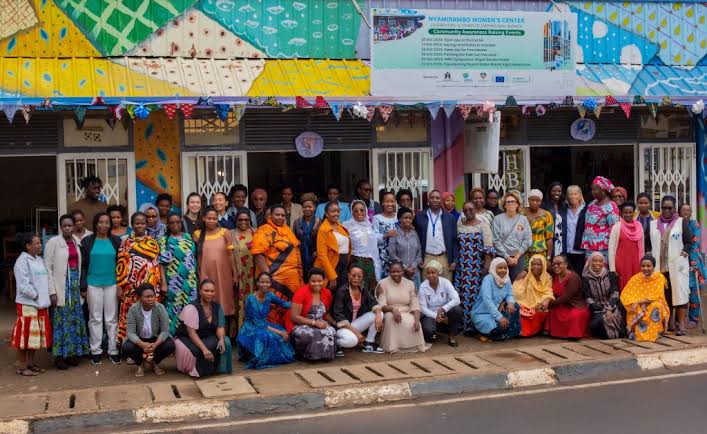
[122,336,175,364]
[421,305,463,341]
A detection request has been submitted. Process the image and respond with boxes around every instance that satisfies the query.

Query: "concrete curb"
[8,346,707,434]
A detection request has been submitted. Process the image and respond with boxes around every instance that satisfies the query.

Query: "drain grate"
[296,367,361,388]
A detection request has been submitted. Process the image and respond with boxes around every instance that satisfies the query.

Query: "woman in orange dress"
[194,207,238,335]
[315,202,351,290]
[116,212,162,345]
[251,204,304,326]
[621,255,670,342]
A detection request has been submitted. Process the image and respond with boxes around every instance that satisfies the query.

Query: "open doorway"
[530,145,635,200]
[0,156,57,326]
[247,150,369,203]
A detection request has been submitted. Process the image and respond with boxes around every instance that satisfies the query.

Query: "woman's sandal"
[28,365,45,373]
[16,368,39,376]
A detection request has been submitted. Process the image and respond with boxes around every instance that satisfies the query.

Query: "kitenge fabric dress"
[232,227,256,328]
[51,240,89,358]
[454,218,494,333]
[237,292,295,369]
[159,233,198,335]
[116,235,162,344]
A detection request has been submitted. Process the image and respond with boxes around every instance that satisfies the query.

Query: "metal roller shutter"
[526,109,640,144]
[0,113,60,149]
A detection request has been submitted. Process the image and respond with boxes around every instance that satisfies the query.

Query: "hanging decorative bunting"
[535,105,546,116]
[90,96,105,106]
[113,104,124,120]
[214,104,230,121]
[618,102,632,118]
[504,96,518,107]
[661,96,672,106]
[582,97,597,112]
[263,96,279,107]
[179,104,194,119]
[352,102,367,119]
[295,96,312,109]
[378,104,394,122]
[648,103,658,118]
[593,103,603,119]
[133,104,150,120]
[105,117,117,129]
[477,101,495,123]
[330,104,343,121]
[280,104,295,112]
[577,104,587,119]
[233,105,246,123]
[692,100,705,115]
[73,106,87,128]
[457,104,473,120]
[20,105,32,124]
[2,104,19,123]
[314,96,329,109]
[442,103,456,118]
[563,96,574,106]
[521,105,531,116]
[163,104,177,120]
[604,95,618,106]
[196,96,213,106]
[633,95,645,105]
[366,105,376,122]
[427,102,442,120]
[40,97,52,109]
[125,104,136,119]
[547,103,559,110]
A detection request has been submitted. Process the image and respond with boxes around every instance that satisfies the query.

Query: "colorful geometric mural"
[134,110,181,208]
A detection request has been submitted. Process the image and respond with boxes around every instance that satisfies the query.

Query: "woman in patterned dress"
[231,209,256,329]
[159,213,198,336]
[523,189,555,263]
[454,201,494,333]
[581,176,620,262]
[287,268,336,361]
[679,204,706,326]
[372,192,399,280]
[116,212,162,346]
[621,255,670,342]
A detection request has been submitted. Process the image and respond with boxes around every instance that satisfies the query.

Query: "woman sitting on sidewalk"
[512,254,554,337]
[546,255,590,339]
[621,255,670,342]
[333,266,384,354]
[238,272,295,369]
[471,257,520,341]
[419,260,463,347]
[123,283,175,377]
[175,279,232,377]
[288,268,337,361]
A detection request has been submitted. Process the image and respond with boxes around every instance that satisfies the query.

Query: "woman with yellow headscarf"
[621,255,670,342]
[512,254,554,337]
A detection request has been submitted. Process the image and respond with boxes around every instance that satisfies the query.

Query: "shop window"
[184,112,240,146]
[376,112,427,143]
[639,112,691,140]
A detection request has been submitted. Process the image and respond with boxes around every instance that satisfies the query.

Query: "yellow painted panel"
[248,60,370,97]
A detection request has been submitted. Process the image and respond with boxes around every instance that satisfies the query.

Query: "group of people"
[11,175,705,378]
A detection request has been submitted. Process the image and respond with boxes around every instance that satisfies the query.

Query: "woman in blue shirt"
[80,212,122,365]
[471,257,521,341]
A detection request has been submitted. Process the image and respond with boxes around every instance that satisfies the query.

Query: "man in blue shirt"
[315,185,351,222]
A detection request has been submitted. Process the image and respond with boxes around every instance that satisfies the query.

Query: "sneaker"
[91,354,102,366]
[109,354,121,365]
[362,343,385,354]
[335,349,345,357]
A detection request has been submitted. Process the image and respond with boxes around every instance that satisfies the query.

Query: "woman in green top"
[80,212,122,366]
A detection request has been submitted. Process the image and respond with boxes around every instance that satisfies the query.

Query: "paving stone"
[454,353,506,372]
[342,362,411,383]
[477,349,547,370]
[296,367,361,388]
[46,389,98,413]
[667,334,707,345]
[97,385,152,410]
[657,335,693,347]
[149,381,203,403]
[601,339,632,349]
[0,394,47,418]
[427,356,484,374]
[559,343,612,359]
[582,341,633,356]
[248,371,310,395]
[392,358,457,377]
[197,376,257,398]
[521,345,591,364]
[618,340,670,354]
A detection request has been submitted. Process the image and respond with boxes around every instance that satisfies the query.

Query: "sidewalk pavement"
[3,329,707,434]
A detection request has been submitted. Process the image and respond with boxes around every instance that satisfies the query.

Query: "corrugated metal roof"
[577,63,707,96]
[0,57,369,98]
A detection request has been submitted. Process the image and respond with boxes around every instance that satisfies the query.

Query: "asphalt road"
[136,371,707,434]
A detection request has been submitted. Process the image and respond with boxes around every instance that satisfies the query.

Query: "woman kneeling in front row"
[471,257,521,341]
[123,283,175,377]
[288,268,337,361]
[419,260,463,347]
[333,266,384,354]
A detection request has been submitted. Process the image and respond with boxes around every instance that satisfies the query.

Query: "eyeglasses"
[505,200,517,204]
[353,208,366,213]
[661,206,674,210]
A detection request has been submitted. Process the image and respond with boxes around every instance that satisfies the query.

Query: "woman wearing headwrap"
[454,200,494,333]
[610,186,628,208]
[343,200,382,292]
[512,254,554,337]
[582,252,624,339]
[543,182,566,257]
[139,203,166,240]
[580,176,620,262]
[649,195,692,335]
[471,257,520,341]
[621,255,670,342]
[523,189,555,262]
[418,260,462,346]
[442,192,460,220]
[608,201,644,290]
[250,188,269,228]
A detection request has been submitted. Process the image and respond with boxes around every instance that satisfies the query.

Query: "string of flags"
[0,95,703,127]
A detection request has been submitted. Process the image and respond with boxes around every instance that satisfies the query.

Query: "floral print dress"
[232,228,256,328]
[159,233,198,335]
[581,200,620,260]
